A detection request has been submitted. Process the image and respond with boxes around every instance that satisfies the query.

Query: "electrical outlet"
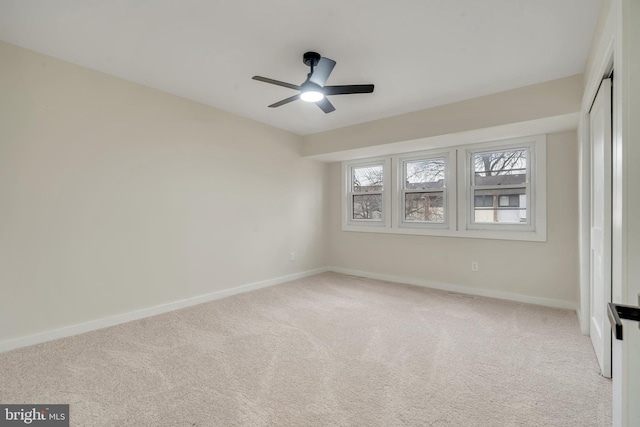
[289,252,295,262]
[471,261,479,272]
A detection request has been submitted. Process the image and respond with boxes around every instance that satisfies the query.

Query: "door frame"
[578,42,614,337]
[588,77,613,378]
[579,0,639,425]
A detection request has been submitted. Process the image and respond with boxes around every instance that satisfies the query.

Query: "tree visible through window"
[403,158,446,223]
[472,148,528,224]
[351,164,384,220]
[342,135,544,240]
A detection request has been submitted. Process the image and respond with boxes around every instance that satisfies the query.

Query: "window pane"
[405,192,444,222]
[473,188,526,223]
[352,165,383,192]
[405,159,445,189]
[352,194,383,220]
[474,195,493,207]
[474,149,527,186]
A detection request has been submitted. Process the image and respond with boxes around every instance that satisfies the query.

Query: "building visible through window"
[471,148,528,224]
[341,135,545,241]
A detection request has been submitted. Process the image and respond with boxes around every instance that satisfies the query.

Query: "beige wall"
[302,75,583,158]
[0,41,328,344]
[0,39,583,347]
[326,131,580,306]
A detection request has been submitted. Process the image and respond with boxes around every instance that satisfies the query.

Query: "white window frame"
[343,157,391,229]
[457,135,546,241]
[466,142,534,231]
[341,135,547,241]
[395,150,456,231]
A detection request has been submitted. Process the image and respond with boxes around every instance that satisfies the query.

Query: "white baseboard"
[0,266,578,353]
[328,267,578,311]
[0,268,328,353]
[576,309,590,335]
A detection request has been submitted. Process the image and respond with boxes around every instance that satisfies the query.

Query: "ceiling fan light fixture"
[300,90,324,102]
[252,51,374,113]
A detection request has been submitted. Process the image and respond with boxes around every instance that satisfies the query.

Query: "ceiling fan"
[252,51,374,113]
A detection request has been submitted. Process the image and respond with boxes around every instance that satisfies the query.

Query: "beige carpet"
[0,272,611,426]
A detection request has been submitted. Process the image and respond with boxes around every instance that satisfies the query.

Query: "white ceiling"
[0,0,601,136]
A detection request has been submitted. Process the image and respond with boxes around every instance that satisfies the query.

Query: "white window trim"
[341,135,547,242]
[457,135,546,241]
[394,149,457,232]
[342,157,391,230]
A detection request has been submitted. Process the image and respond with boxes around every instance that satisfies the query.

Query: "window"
[345,158,390,227]
[342,135,546,241]
[397,152,453,229]
[467,146,531,228]
[352,164,383,220]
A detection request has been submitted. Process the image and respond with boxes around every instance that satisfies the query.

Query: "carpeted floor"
[0,272,611,426]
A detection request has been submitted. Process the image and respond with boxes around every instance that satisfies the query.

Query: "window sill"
[341,224,547,242]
